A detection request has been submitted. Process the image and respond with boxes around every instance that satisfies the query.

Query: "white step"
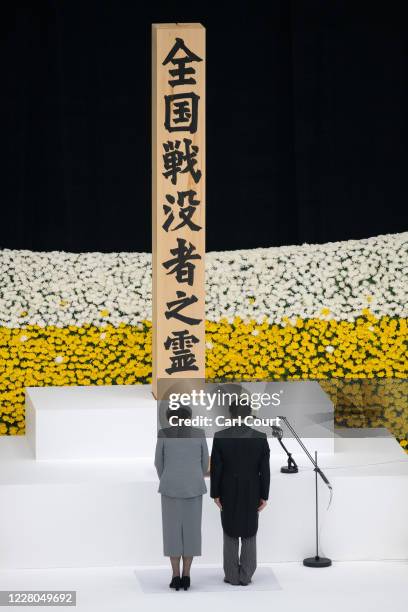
[0,435,407,569]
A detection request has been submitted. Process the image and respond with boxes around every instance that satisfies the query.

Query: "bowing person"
[210,400,270,586]
[155,406,209,591]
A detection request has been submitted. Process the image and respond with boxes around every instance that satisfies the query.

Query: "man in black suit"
[210,401,270,586]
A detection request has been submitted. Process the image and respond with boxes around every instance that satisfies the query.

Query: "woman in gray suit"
[155,406,209,591]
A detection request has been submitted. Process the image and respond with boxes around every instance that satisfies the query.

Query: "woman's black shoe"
[169,576,181,591]
[181,576,191,590]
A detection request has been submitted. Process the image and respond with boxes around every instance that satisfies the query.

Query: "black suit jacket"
[210,425,270,538]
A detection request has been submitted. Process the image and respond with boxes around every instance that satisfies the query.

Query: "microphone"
[271,425,283,440]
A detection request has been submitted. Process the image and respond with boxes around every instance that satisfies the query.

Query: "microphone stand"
[279,416,332,568]
[271,426,298,473]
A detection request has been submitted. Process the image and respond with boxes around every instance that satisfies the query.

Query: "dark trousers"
[223,532,257,585]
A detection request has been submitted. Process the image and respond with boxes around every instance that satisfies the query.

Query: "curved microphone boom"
[277,416,332,568]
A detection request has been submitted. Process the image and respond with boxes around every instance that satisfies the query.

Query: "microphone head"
[271,425,283,440]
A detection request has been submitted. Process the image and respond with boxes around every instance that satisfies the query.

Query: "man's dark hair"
[229,399,251,419]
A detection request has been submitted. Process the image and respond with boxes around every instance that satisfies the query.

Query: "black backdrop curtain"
[1,0,407,253]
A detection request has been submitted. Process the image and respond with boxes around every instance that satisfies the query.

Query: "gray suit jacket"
[154,427,209,498]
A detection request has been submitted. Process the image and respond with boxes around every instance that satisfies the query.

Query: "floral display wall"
[1,232,407,448]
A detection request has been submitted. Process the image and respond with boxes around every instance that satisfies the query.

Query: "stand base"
[281,465,298,474]
[303,556,332,568]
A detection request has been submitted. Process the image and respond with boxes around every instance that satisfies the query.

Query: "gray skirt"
[161,495,203,557]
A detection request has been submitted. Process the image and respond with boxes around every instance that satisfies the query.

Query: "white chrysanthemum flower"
[0,232,407,327]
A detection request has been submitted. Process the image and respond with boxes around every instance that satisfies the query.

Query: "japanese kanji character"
[165,291,202,325]
[162,138,202,185]
[162,238,201,286]
[162,190,202,232]
[162,37,202,87]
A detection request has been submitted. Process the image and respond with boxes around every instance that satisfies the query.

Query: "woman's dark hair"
[166,405,192,424]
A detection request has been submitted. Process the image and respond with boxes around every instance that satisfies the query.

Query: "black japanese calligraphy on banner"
[162,37,203,87]
[162,138,202,185]
[164,92,200,133]
[163,330,200,375]
[162,190,202,233]
[152,24,205,397]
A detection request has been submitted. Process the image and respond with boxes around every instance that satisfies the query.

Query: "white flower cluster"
[206,232,408,323]
[0,251,151,327]
[0,232,407,328]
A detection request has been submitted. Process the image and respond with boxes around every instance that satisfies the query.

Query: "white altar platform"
[25,385,158,460]
[25,384,335,460]
[0,429,407,569]
[0,383,406,569]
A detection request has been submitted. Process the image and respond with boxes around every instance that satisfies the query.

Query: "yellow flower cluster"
[0,314,407,449]
[332,384,408,444]
[205,313,407,381]
[320,378,408,444]
[0,323,152,435]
